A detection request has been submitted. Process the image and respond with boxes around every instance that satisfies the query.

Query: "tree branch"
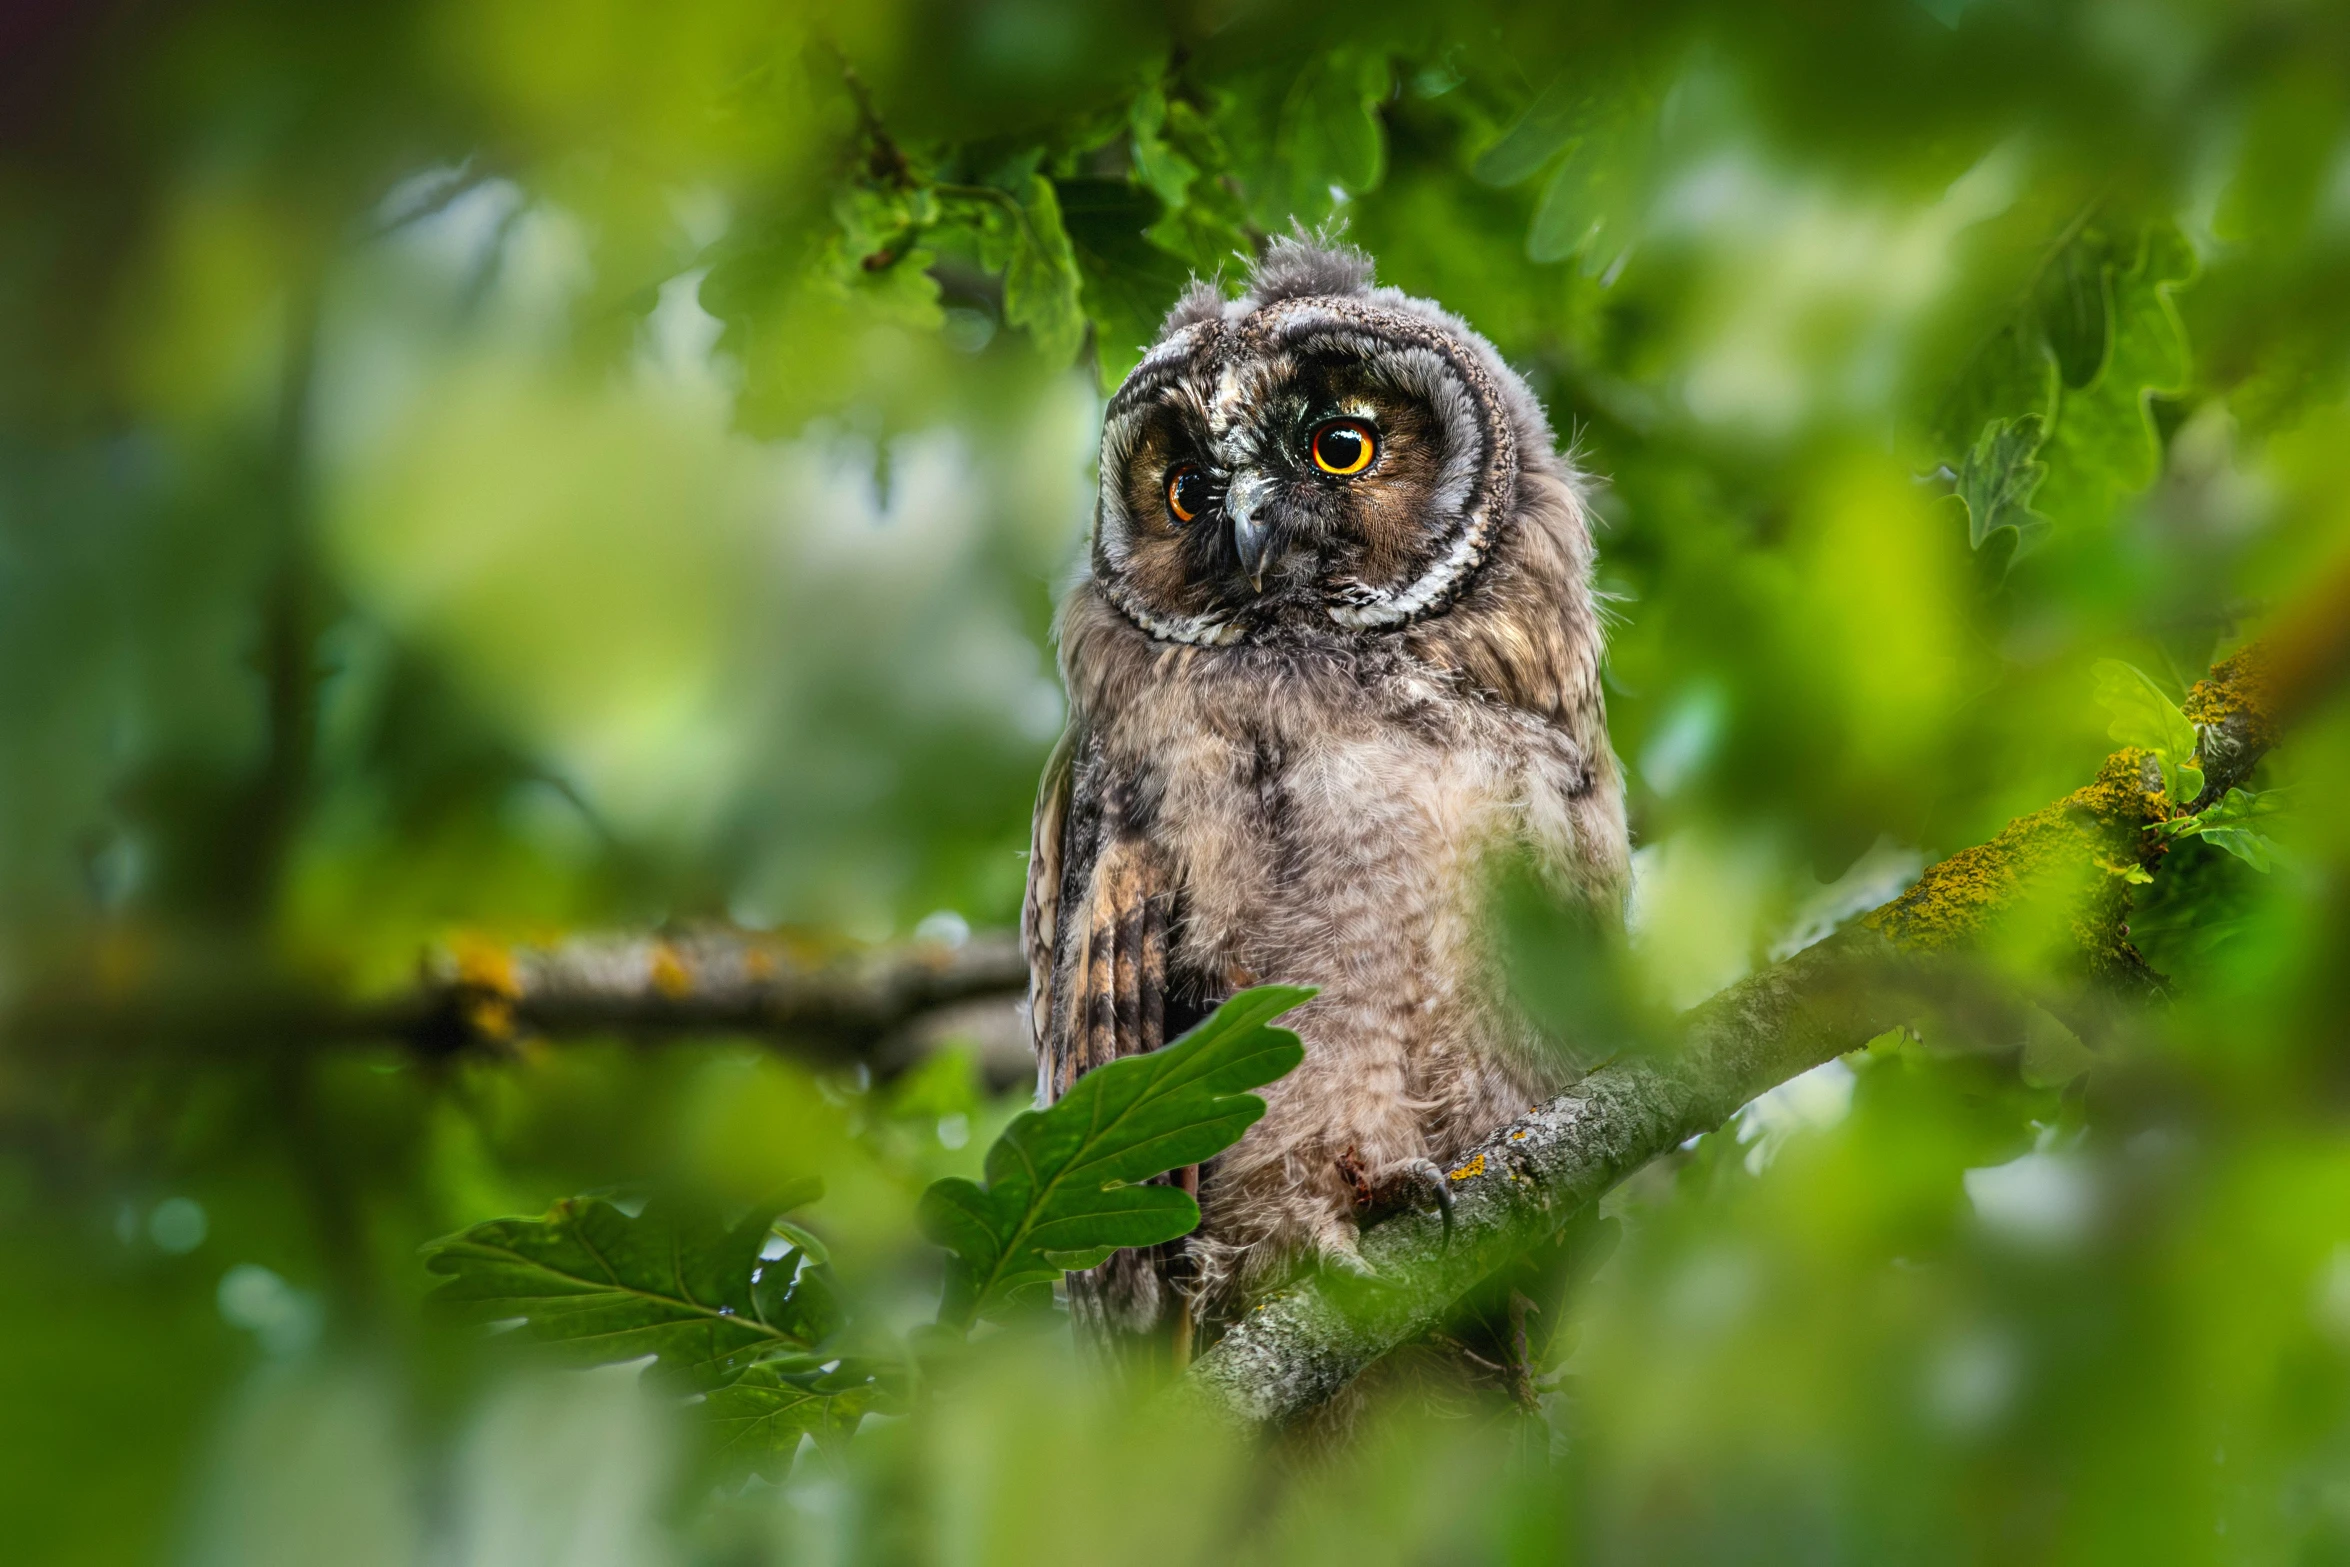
[415,926,1028,1067]
[1186,576,2350,1428]
[1184,928,1940,1427]
[3,927,1028,1076]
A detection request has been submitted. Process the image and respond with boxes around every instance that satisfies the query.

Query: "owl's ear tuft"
[1161,277,1229,335]
[1246,226,1375,306]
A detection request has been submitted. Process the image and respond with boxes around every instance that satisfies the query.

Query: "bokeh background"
[5,0,2350,1561]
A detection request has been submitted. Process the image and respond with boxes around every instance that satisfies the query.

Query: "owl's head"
[1090,235,1568,647]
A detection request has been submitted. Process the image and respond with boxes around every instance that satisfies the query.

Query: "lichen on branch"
[1862,748,2172,985]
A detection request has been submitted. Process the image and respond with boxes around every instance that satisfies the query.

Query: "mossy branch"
[1183,598,2349,1429]
[1181,926,1945,1428]
[1861,749,2171,990]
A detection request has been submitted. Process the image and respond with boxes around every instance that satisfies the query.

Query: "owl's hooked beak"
[1225,469,1282,592]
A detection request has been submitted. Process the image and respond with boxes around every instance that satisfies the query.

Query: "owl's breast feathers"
[1026,513,1625,1335]
[1027,467,1626,1094]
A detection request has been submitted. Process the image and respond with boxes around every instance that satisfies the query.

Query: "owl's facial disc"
[1094,293,1519,645]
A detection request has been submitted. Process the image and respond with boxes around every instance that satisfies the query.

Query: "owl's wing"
[1023,726,1169,1105]
[1021,726,1075,1080]
[1024,726,1183,1344]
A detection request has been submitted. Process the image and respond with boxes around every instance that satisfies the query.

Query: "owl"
[1024,235,1629,1358]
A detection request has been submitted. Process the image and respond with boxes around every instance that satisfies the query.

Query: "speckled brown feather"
[1027,728,1187,1341]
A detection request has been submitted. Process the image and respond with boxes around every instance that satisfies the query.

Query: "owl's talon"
[1400,1158,1456,1250]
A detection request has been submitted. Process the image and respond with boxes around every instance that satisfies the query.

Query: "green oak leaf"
[2191,786,2284,828]
[1226,49,1390,230]
[1933,318,2061,470]
[1000,174,1087,366]
[1129,87,1201,210]
[818,189,947,331]
[2033,231,2116,390]
[920,984,1310,1330]
[1524,81,1651,271]
[1056,177,1190,389]
[1471,79,1584,187]
[1956,413,2051,557]
[1143,94,1253,275]
[2195,826,2281,872]
[2160,787,2286,872]
[1528,136,1610,265]
[703,1356,897,1480]
[424,1180,886,1475]
[2034,227,2195,530]
[422,1178,831,1391]
[1281,48,1389,202]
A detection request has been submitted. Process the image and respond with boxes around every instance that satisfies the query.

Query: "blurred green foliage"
[4,0,2350,1562]
[409,985,1305,1477]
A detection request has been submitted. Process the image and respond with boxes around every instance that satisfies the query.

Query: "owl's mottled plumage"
[1025,236,1628,1352]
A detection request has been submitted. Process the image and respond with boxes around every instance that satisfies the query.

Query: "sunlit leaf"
[2161,788,2288,872]
[2092,659,2198,760]
[2194,786,2285,828]
[2092,658,2204,802]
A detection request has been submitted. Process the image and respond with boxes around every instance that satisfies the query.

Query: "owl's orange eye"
[1166,464,1209,524]
[1310,419,1377,476]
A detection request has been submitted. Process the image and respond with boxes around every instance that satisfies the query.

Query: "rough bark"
[1181,930,1943,1426]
